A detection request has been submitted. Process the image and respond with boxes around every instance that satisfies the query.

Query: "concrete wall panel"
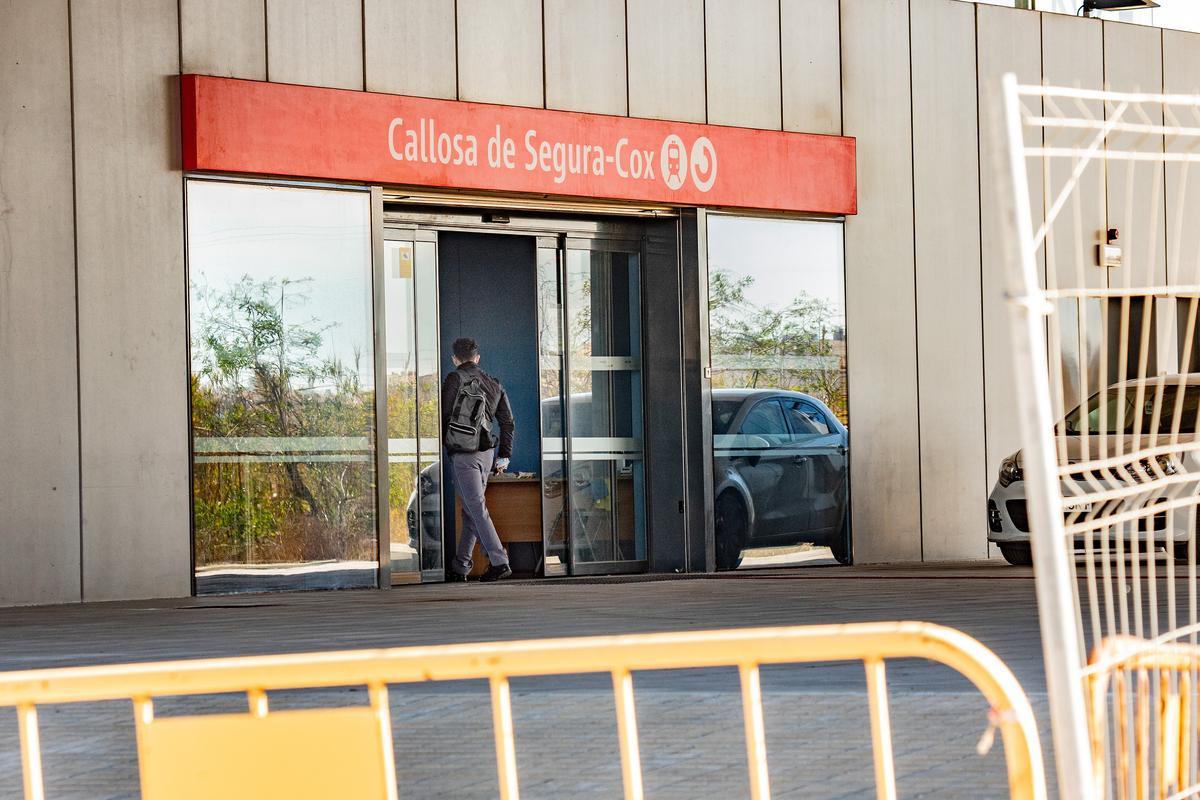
[1163,30,1200,287]
[457,0,543,108]
[71,0,191,601]
[1041,13,1106,292]
[545,0,627,115]
[911,0,986,560]
[976,5,1044,552]
[841,0,921,563]
[705,0,782,129]
[1103,22,1165,288]
[627,0,706,123]
[1041,13,1106,431]
[266,0,363,89]
[781,0,841,135]
[181,0,267,79]
[0,0,82,605]
[364,0,456,98]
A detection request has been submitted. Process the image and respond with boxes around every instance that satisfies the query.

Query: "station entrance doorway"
[383,208,662,583]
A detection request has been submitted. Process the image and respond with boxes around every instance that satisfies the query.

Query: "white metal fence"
[1003,74,1200,799]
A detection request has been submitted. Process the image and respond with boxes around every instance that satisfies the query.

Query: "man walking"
[442,337,515,582]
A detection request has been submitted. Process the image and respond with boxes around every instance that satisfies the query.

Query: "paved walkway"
[0,563,1055,798]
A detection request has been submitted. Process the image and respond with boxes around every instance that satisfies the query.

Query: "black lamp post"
[1080,0,1159,16]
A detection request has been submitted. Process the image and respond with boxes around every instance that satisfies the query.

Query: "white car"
[988,375,1200,566]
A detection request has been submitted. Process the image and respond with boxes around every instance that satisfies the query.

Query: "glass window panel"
[188,181,377,593]
[707,215,850,571]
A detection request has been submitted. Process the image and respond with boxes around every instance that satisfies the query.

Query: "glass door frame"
[380,223,444,585]
[538,234,648,577]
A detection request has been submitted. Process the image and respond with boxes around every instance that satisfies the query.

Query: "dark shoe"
[479,564,512,582]
[447,570,469,582]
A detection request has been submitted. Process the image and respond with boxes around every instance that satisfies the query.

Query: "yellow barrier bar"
[369,682,399,800]
[490,675,520,800]
[17,704,44,800]
[0,622,1046,800]
[132,695,154,798]
[611,668,644,800]
[739,664,771,800]
[865,659,898,800]
[0,623,1033,705]
[248,688,268,718]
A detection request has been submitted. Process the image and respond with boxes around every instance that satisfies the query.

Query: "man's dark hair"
[453,337,480,362]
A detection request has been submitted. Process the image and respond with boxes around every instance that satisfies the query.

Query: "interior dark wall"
[437,232,540,475]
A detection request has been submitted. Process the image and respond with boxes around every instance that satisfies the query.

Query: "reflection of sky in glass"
[706,215,845,328]
[385,241,416,373]
[384,241,440,380]
[415,242,440,379]
[187,181,374,389]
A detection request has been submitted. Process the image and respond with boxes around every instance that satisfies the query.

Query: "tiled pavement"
[0,563,1058,798]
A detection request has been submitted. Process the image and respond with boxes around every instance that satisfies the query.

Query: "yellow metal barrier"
[1086,637,1200,799]
[0,621,1045,800]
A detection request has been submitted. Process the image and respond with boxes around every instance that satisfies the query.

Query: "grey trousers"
[450,449,509,575]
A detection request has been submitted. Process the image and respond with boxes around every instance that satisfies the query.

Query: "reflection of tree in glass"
[568,271,593,365]
[708,267,848,421]
[566,267,599,396]
[384,372,440,513]
[537,264,567,401]
[191,276,376,566]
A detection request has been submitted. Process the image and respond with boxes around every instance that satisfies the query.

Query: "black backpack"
[445,373,495,453]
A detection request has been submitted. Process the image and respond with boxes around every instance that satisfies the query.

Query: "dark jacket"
[441,362,515,459]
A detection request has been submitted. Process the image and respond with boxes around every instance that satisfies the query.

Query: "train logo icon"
[660,135,688,190]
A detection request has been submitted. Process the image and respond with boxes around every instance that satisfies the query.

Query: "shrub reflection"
[191,275,376,568]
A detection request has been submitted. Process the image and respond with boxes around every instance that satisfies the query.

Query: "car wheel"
[828,537,851,566]
[999,542,1033,566]
[828,505,852,566]
[1174,541,1194,563]
[715,492,747,571]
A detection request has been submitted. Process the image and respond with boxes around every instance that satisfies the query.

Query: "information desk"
[454,472,639,576]
[455,474,542,576]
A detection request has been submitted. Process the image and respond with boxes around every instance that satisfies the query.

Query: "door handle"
[793,455,809,465]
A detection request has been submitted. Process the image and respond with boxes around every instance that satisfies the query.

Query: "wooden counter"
[455,473,638,575]
[456,475,542,576]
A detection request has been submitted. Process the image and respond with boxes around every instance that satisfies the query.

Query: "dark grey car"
[712,389,851,570]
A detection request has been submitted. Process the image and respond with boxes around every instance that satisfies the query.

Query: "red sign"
[181,75,856,215]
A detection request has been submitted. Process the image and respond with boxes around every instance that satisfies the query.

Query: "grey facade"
[3,0,1200,605]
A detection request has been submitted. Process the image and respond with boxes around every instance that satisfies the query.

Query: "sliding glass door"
[538,236,646,576]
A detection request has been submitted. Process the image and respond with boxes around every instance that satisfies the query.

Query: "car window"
[799,401,832,435]
[1064,384,1200,435]
[739,400,788,437]
[712,400,742,435]
[783,401,822,436]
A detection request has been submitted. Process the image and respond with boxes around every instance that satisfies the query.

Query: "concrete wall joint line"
[68,0,85,602]
[703,0,709,124]
[907,0,924,562]
[972,1,992,559]
[263,0,269,81]
[542,0,547,109]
